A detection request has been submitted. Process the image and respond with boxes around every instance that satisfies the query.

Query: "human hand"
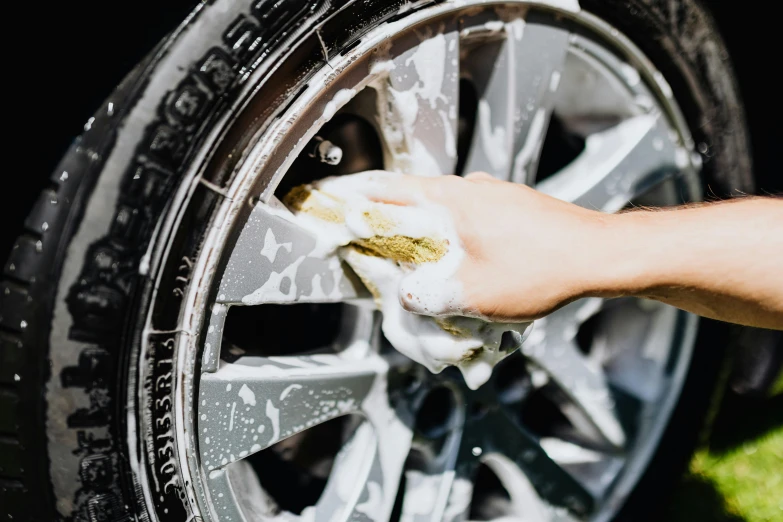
[337,170,608,322]
[308,170,783,329]
[286,170,547,387]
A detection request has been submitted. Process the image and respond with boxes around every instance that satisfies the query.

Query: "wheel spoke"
[539,437,624,499]
[462,16,570,181]
[218,200,369,305]
[198,354,385,472]
[483,408,595,517]
[596,299,681,403]
[399,418,473,522]
[314,371,414,522]
[523,299,626,449]
[374,27,460,175]
[187,4,705,521]
[507,16,571,184]
[460,24,516,179]
[537,114,689,211]
[481,452,552,521]
[312,422,386,522]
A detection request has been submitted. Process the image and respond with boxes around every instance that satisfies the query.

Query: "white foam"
[322,88,357,122]
[238,384,256,406]
[265,399,280,443]
[260,228,292,262]
[241,255,305,304]
[478,99,508,172]
[512,108,547,182]
[370,33,456,176]
[483,20,504,33]
[279,384,302,401]
[405,34,448,109]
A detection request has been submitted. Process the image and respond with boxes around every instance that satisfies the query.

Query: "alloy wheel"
[141,2,703,521]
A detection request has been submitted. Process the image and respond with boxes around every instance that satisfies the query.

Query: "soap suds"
[277,171,530,389]
[265,400,280,443]
[483,20,505,33]
[356,480,383,518]
[370,32,457,176]
[509,18,525,40]
[512,108,547,182]
[302,274,327,300]
[620,63,640,87]
[405,34,448,109]
[362,207,396,234]
[260,228,292,263]
[241,255,306,304]
[279,384,302,401]
[323,88,357,121]
[478,99,509,173]
[238,384,256,406]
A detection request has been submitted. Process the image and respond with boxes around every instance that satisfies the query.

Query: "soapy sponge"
[282,171,530,389]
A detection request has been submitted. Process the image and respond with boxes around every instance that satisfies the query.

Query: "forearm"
[585,198,783,329]
[357,172,782,328]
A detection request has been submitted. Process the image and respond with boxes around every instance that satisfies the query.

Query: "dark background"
[2,1,779,261]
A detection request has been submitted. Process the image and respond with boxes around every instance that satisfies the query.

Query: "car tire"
[0,1,753,521]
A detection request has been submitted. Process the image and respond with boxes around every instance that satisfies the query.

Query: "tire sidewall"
[39,1,408,521]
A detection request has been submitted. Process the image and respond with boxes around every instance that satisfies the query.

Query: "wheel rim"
[144,2,704,521]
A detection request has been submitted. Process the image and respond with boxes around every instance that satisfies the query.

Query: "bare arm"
[592,197,783,329]
[373,172,783,330]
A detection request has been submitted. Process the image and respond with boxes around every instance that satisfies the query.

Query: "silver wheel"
[144,2,703,521]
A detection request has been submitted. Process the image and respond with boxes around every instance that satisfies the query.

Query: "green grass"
[667,393,783,522]
[771,370,783,397]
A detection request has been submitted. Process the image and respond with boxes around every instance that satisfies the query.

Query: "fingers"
[314,171,498,210]
[315,170,423,206]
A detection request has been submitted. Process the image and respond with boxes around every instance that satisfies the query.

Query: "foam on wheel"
[0,1,754,521]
